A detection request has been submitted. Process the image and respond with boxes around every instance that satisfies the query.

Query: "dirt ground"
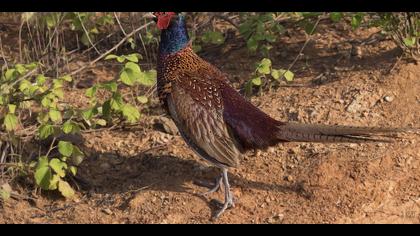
[1,19,420,224]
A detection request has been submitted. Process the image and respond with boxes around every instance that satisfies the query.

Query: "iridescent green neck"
[159,15,190,55]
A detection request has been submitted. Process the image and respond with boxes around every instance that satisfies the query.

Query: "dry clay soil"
[1,21,420,224]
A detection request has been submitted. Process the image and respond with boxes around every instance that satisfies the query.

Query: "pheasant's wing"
[220,85,283,150]
[167,74,242,168]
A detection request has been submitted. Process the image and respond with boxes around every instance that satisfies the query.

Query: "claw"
[200,176,223,196]
[211,168,235,220]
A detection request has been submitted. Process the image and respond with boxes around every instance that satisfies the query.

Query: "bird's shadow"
[74,149,311,216]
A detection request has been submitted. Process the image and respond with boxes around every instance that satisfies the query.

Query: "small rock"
[102,208,113,215]
[384,95,394,102]
[285,175,294,182]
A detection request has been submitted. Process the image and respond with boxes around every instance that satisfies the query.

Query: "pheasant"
[152,12,408,219]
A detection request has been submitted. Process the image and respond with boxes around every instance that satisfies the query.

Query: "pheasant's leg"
[213,168,235,219]
[199,175,223,196]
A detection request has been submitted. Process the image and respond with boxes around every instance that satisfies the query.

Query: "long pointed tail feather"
[277,122,413,143]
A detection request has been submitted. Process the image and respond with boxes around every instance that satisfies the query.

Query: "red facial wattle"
[154,12,177,30]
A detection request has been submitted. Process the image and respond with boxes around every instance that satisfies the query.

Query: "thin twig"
[18,20,25,62]
[113,12,127,36]
[45,137,57,158]
[70,21,153,76]
[282,16,322,80]
[76,12,101,55]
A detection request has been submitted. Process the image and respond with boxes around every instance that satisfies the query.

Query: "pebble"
[384,95,394,102]
[102,208,113,215]
[285,175,294,182]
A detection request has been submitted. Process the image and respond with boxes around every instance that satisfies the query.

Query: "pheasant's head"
[152,12,179,30]
[153,12,189,54]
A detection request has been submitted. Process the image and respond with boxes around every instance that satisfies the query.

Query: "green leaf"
[5,69,16,81]
[278,69,294,82]
[105,54,118,60]
[125,61,142,74]
[137,96,148,104]
[303,20,317,35]
[39,124,55,139]
[48,174,60,190]
[101,81,118,92]
[35,167,52,190]
[49,109,62,123]
[128,38,136,49]
[110,93,124,111]
[251,77,262,86]
[58,141,74,157]
[62,121,73,134]
[71,146,85,166]
[60,75,72,82]
[24,62,38,70]
[49,158,67,178]
[271,69,281,80]
[69,166,77,176]
[90,27,99,34]
[4,114,18,131]
[124,54,139,63]
[52,88,64,99]
[62,121,80,134]
[82,107,97,120]
[247,37,258,52]
[41,97,51,108]
[257,58,272,75]
[8,104,16,114]
[58,180,75,198]
[37,156,49,168]
[19,79,32,93]
[403,37,416,47]
[351,13,364,29]
[120,70,135,86]
[102,100,112,117]
[85,86,97,98]
[53,79,64,89]
[139,70,157,87]
[15,64,27,74]
[116,56,126,63]
[122,104,140,123]
[95,119,107,126]
[0,184,12,202]
[330,12,343,22]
